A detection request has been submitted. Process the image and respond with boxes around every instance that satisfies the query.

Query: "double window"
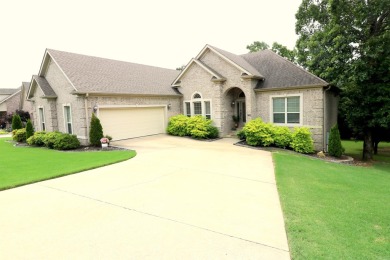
[184,93,211,119]
[271,95,301,124]
[63,105,73,134]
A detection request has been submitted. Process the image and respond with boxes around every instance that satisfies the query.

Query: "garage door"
[98,107,166,140]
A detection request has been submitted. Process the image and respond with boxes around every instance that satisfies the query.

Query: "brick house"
[0,83,33,128]
[27,45,338,150]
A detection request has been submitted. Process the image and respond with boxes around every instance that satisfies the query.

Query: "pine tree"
[12,114,23,130]
[328,124,344,158]
[26,119,34,139]
[89,113,103,146]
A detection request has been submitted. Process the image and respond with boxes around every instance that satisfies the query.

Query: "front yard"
[274,141,390,259]
[0,138,136,190]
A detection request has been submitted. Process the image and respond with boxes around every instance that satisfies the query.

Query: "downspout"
[84,93,89,144]
[323,86,331,152]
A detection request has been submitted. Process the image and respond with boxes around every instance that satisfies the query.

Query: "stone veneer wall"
[179,49,256,136]
[255,87,325,151]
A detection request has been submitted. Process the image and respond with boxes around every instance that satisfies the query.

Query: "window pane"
[67,123,72,134]
[273,98,285,112]
[287,97,299,112]
[39,108,44,122]
[287,113,300,123]
[65,106,71,123]
[185,102,191,117]
[205,115,211,119]
[194,102,202,115]
[193,93,201,99]
[273,113,285,123]
[205,101,210,114]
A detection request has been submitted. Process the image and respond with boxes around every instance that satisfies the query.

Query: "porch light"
[167,103,171,110]
[93,105,98,113]
[231,101,235,107]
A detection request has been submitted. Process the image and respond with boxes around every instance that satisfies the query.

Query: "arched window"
[184,92,211,119]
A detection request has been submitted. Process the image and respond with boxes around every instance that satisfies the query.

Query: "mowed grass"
[0,138,136,190]
[343,140,390,164]
[274,150,390,259]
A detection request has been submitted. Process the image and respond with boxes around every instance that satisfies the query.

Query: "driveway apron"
[0,135,290,259]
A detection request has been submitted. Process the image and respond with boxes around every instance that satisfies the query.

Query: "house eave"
[71,91,182,98]
[255,84,327,92]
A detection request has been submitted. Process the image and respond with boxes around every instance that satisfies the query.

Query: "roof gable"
[27,75,57,99]
[0,88,21,105]
[172,58,226,86]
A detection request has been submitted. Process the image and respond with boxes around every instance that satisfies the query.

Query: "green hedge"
[12,128,27,142]
[240,117,315,154]
[27,131,80,150]
[167,115,219,139]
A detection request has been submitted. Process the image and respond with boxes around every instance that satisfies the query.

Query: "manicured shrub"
[242,118,274,146]
[167,115,219,139]
[273,126,292,148]
[167,115,189,136]
[27,131,47,146]
[187,116,210,139]
[12,128,26,142]
[328,124,345,157]
[11,114,23,131]
[236,129,246,140]
[89,113,104,146]
[207,125,219,139]
[53,133,80,150]
[290,127,314,154]
[43,132,62,149]
[25,119,34,139]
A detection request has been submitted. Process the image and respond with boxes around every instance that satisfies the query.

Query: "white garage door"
[98,106,166,141]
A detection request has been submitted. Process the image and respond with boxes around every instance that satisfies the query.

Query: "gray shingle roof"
[0,88,19,95]
[46,49,181,96]
[209,45,264,78]
[241,50,328,89]
[33,75,57,97]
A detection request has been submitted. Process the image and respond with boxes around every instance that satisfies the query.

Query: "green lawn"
[0,138,136,190]
[274,146,390,259]
[343,140,390,164]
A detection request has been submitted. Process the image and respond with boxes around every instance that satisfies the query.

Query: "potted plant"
[100,137,110,148]
[232,115,240,129]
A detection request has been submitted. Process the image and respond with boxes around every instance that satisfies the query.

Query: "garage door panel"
[98,107,165,140]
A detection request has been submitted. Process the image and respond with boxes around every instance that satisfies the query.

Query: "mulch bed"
[234,140,364,165]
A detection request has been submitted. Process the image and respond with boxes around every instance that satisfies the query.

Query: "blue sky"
[0,0,302,89]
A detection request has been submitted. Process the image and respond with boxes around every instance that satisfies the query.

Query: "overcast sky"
[0,0,302,89]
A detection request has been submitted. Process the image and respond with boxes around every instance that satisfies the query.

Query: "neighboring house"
[0,83,33,128]
[27,45,338,150]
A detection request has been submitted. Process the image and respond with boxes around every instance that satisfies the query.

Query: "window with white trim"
[185,102,191,117]
[38,107,45,131]
[63,105,73,134]
[183,92,212,119]
[272,95,301,124]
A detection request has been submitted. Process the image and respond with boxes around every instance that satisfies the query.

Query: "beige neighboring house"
[27,44,338,150]
[0,83,33,128]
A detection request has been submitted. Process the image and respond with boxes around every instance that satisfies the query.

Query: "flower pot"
[101,143,108,148]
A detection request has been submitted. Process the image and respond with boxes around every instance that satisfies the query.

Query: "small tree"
[11,114,23,131]
[89,113,103,146]
[328,124,344,158]
[26,119,34,139]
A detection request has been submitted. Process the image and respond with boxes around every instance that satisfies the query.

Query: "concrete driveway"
[0,135,290,259]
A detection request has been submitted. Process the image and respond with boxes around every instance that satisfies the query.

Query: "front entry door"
[236,100,246,125]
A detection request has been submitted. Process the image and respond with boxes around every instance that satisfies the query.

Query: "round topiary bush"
[12,128,26,142]
[167,115,189,136]
[242,118,274,146]
[27,131,47,146]
[290,127,314,154]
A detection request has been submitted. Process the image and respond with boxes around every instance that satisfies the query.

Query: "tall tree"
[246,41,269,52]
[295,0,390,160]
[247,41,297,63]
